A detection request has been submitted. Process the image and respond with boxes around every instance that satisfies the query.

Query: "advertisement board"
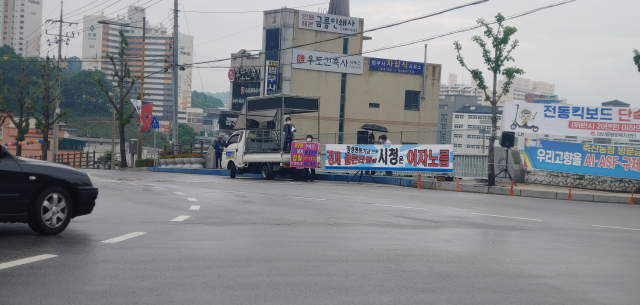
[325,144,453,172]
[292,49,363,75]
[231,82,261,112]
[298,10,360,35]
[368,58,424,75]
[265,60,278,96]
[523,139,640,179]
[503,103,640,139]
[290,142,319,169]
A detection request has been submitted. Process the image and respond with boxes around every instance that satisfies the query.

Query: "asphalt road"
[2,169,640,304]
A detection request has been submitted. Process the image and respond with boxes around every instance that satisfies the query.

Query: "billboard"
[503,103,640,139]
[231,82,261,112]
[298,10,360,35]
[292,49,363,75]
[368,58,424,75]
[325,144,453,173]
[523,139,640,179]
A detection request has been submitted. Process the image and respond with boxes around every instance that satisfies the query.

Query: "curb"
[146,167,636,206]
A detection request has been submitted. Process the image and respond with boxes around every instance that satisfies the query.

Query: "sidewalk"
[146,167,637,206]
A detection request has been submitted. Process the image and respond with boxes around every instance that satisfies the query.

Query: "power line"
[182,2,329,14]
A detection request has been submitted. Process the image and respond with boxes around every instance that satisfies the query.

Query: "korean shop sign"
[325,144,453,173]
[292,49,363,75]
[298,10,360,35]
[265,60,278,96]
[503,103,640,139]
[290,142,319,169]
[228,67,261,82]
[523,139,640,179]
[369,57,424,75]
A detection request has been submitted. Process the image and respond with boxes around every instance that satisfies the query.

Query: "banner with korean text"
[368,58,424,75]
[290,142,319,169]
[523,139,640,179]
[503,103,640,139]
[298,10,360,35]
[292,49,364,74]
[325,144,453,173]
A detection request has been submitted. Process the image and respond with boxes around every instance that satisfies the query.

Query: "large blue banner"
[368,58,424,75]
[523,139,640,179]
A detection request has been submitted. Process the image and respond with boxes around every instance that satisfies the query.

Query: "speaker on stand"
[496,131,516,183]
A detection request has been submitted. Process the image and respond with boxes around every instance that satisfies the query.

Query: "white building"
[81,6,193,134]
[1,0,42,57]
[440,73,484,104]
[497,76,556,105]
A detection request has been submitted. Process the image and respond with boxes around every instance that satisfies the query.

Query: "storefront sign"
[290,141,319,168]
[523,139,640,179]
[231,82,261,112]
[292,49,363,74]
[503,103,640,139]
[325,144,453,172]
[298,10,360,35]
[228,67,261,82]
[265,60,278,96]
[368,57,424,75]
[218,113,239,130]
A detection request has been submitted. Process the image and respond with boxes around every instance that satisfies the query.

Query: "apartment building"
[1,0,42,57]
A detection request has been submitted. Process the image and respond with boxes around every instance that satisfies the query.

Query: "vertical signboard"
[265,60,278,96]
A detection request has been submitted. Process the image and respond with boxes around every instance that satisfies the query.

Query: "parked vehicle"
[0,145,98,235]
[222,94,321,180]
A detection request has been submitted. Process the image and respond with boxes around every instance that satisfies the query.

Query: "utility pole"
[172,0,180,153]
[111,96,116,170]
[137,17,146,161]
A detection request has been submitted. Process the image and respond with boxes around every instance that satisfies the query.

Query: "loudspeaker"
[500,131,515,148]
[357,131,369,145]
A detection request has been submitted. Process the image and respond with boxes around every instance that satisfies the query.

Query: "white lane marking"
[372,204,428,211]
[190,205,201,211]
[592,225,640,231]
[288,196,327,201]
[171,215,190,222]
[0,254,58,270]
[174,192,185,195]
[187,198,198,202]
[153,187,167,190]
[470,213,543,222]
[101,232,147,244]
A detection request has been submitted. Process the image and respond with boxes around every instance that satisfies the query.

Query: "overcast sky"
[41,0,639,106]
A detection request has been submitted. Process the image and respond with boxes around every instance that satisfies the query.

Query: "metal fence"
[23,151,98,169]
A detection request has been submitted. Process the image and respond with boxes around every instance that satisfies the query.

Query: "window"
[440,114,447,123]
[454,124,463,129]
[369,103,380,108]
[225,132,242,148]
[454,144,463,148]
[453,134,463,138]
[404,90,420,111]
[454,114,464,119]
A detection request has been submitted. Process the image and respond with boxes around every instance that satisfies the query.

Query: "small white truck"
[221,94,320,180]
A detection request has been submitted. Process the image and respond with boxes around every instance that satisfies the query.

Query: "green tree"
[32,57,69,161]
[94,30,137,168]
[178,123,197,144]
[60,70,111,119]
[0,65,36,156]
[634,49,640,72]
[191,90,224,109]
[62,56,82,76]
[454,13,525,186]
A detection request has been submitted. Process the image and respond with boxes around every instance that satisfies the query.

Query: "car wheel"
[510,123,517,130]
[28,187,73,235]
[261,164,275,180]
[229,163,237,179]
[533,126,539,132]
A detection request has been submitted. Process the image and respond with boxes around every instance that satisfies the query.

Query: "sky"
[39,0,640,107]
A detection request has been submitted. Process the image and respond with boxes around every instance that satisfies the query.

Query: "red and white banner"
[503,103,640,139]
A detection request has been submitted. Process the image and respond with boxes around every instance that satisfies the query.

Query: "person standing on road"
[304,135,316,182]
[283,117,296,152]
[213,137,224,169]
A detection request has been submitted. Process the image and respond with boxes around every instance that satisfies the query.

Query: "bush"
[135,158,155,168]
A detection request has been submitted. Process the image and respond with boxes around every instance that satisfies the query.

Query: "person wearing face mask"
[304,135,316,182]
[283,117,296,152]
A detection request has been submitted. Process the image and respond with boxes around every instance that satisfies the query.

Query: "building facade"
[497,76,557,104]
[226,8,441,142]
[438,94,480,144]
[81,6,193,134]
[439,73,484,104]
[1,0,42,57]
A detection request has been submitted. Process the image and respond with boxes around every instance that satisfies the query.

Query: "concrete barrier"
[521,189,557,199]
[557,193,594,202]
[593,195,632,205]
[460,184,489,194]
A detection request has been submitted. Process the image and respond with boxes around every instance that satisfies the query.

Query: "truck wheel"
[229,163,237,179]
[261,164,275,180]
[28,187,73,235]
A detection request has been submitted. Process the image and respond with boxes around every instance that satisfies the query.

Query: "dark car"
[0,145,98,235]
